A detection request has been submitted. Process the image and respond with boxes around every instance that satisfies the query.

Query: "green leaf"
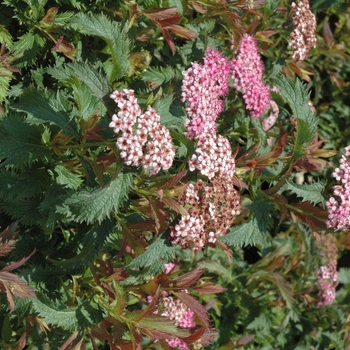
[12,87,80,138]
[70,13,130,82]
[68,62,110,100]
[57,173,133,224]
[219,219,264,247]
[153,94,184,130]
[338,268,350,285]
[124,233,178,282]
[1,197,44,226]
[0,75,11,103]
[142,66,176,85]
[286,180,325,205]
[272,75,318,160]
[0,169,50,201]
[31,293,102,331]
[12,31,46,67]
[49,219,115,273]
[247,199,274,234]
[54,165,83,190]
[0,114,52,169]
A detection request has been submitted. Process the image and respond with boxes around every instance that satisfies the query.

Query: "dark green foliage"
[0,114,52,168]
[0,0,349,349]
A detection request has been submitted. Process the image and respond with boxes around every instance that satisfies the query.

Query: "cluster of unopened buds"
[109,89,175,175]
[290,0,317,61]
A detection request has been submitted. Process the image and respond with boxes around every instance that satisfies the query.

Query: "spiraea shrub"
[1,0,350,349]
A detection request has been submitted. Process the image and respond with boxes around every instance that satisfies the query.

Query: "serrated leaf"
[70,13,129,81]
[49,219,115,273]
[55,165,83,190]
[272,75,318,160]
[142,66,176,85]
[253,271,294,310]
[0,115,52,169]
[153,94,184,130]
[173,291,210,328]
[246,199,274,234]
[125,234,177,280]
[68,62,110,100]
[57,173,132,224]
[12,87,80,138]
[12,31,46,67]
[286,180,325,205]
[31,294,101,331]
[219,219,264,247]
[0,169,50,201]
[136,314,191,340]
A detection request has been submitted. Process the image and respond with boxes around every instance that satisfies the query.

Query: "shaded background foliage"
[0,0,350,349]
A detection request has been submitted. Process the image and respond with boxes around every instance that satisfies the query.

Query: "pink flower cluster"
[316,264,338,307]
[314,232,338,307]
[188,133,236,180]
[262,100,279,132]
[109,89,175,175]
[326,145,350,231]
[161,294,195,349]
[290,0,317,61]
[170,179,241,250]
[181,49,230,140]
[231,34,271,118]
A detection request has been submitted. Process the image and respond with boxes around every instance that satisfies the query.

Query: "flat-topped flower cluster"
[109,89,175,176]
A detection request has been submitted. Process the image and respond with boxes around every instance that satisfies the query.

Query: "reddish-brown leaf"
[162,197,188,216]
[193,282,226,294]
[129,324,143,350]
[159,170,186,190]
[291,202,328,231]
[173,291,210,329]
[0,271,36,299]
[142,7,179,21]
[17,330,28,350]
[323,21,334,47]
[236,334,255,347]
[0,223,18,257]
[59,331,79,350]
[2,249,36,272]
[160,27,176,54]
[167,24,198,40]
[165,267,204,289]
[181,326,205,344]
[72,338,86,350]
[190,1,207,13]
[149,198,167,233]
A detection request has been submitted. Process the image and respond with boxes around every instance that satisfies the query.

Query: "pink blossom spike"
[231,34,270,118]
[290,0,317,61]
[326,145,350,231]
